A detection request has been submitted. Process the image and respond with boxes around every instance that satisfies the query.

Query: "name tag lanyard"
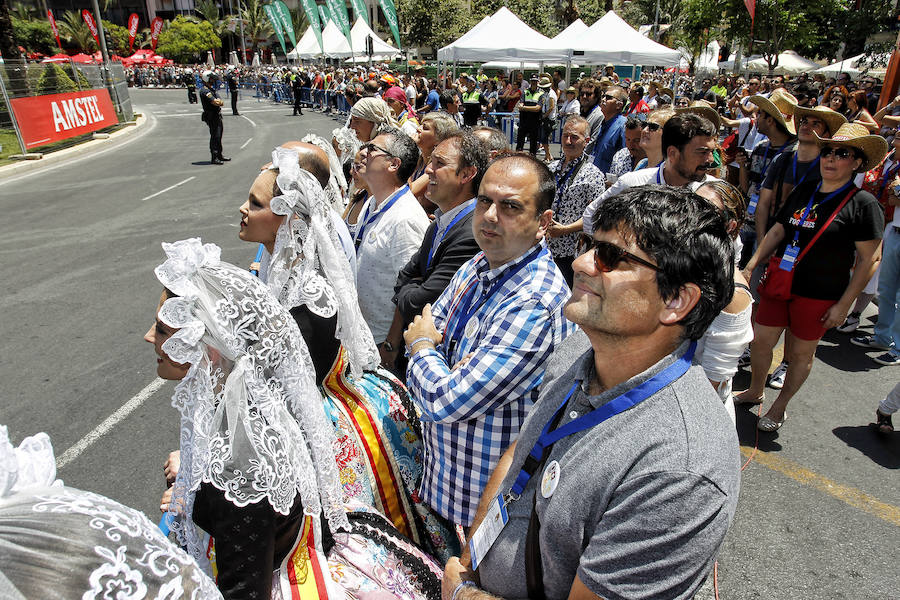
[552,158,584,214]
[655,164,664,184]
[444,244,544,358]
[426,201,476,269]
[353,184,409,252]
[791,153,820,187]
[781,181,854,271]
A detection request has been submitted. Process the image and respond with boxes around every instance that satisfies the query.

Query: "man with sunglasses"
[581,113,719,235]
[590,86,628,173]
[441,186,739,600]
[354,130,430,349]
[403,153,574,531]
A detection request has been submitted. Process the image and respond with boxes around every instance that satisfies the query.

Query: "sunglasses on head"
[578,235,660,273]
[642,121,661,132]
[820,146,858,160]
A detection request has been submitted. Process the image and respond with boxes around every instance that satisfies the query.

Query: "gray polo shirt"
[477,341,740,600]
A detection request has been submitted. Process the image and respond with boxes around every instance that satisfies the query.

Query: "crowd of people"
[3,58,897,599]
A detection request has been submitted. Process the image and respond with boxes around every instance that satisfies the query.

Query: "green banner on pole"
[326,0,352,47]
[318,4,329,27]
[273,0,296,48]
[300,0,324,54]
[349,0,368,26]
[264,3,288,55]
[376,0,401,50]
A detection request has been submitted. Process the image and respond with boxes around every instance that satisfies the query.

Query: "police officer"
[515,74,546,155]
[291,67,304,116]
[200,70,229,165]
[185,68,197,104]
[461,76,486,127]
[225,67,239,115]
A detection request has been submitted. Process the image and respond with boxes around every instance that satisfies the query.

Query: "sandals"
[874,410,894,436]
[757,412,787,432]
[732,393,764,406]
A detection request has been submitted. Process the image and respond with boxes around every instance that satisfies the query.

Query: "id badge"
[779,245,800,272]
[469,494,509,571]
[747,193,760,216]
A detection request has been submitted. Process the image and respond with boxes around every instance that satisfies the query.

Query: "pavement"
[0,88,897,599]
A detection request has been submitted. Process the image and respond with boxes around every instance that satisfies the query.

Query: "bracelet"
[406,336,435,354]
[451,581,476,600]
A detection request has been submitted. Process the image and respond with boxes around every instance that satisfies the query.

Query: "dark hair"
[697,180,747,237]
[662,112,716,155]
[487,152,555,214]
[848,89,868,110]
[631,85,645,97]
[443,131,489,195]
[472,126,511,154]
[592,185,734,341]
[625,116,644,131]
[380,128,420,182]
[439,89,458,109]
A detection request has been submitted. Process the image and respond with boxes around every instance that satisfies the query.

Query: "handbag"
[758,187,856,301]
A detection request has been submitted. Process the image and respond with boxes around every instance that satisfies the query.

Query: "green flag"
[318,4,329,27]
[299,0,324,54]
[273,0,296,48]
[325,0,352,47]
[349,0,368,26]
[376,0,401,50]
[264,3,288,55]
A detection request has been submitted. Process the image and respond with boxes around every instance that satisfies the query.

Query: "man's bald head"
[280,141,330,189]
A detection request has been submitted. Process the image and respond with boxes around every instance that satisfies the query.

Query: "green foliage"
[12,17,57,54]
[500,0,560,37]
[10,1,39,20]
[63,64,91,88]
[36,63,79,94]
[101,20,133,55]
[398,0,476,49]
[156,16,222,62]
[240,0,273,55]
[58,10,97,52]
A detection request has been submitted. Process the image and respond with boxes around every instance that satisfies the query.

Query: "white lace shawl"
[265,147,379,379]
[154,238,350,564]
[300,133,349,213]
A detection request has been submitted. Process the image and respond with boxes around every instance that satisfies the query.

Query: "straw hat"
[538,75,553,89]
[675,100,720,131]
[792,105,847,137]
[747,88,797,135]
[814,123,889,171]
[660,87,674,99]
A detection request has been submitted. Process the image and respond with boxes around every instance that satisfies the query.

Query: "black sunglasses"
[362,142,395,158]
[603,93,620,102]
[578,235,660,272]
[642,121,661,132]
[820,146,858,160]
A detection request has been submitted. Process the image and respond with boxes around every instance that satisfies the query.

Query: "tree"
[58,9,97,52]
[156,16,221,62]
[194,0,232,61]
[0,0,23,61]
[36,62,79,94]
[101,19,132,55]
[12,16,56,54]
[239,0,273,56]
[399,0,475,49]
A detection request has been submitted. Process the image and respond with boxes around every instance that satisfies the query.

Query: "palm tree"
[58,10,98,52]
[239,0,273,57]
[195,0,230,61]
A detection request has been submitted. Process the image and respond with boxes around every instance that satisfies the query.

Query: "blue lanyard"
[790,181,854,246]
[445,244,545,357]
[791,154,820,188]
[353,185,408,252]
[655,164,664,184]
[553,158,583,213]
[508,342,697,498]
[760,141,790,180]
[426,201,476,269]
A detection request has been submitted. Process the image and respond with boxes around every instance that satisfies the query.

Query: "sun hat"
[792,105,847,137]
[675,100,720,131]
[813,122,889,171]
[747,88,797,135]
[538,75,552,89]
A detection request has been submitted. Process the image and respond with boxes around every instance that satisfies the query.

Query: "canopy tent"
[330,17,399,58]
[746,50,818,75]
[289,18,398,59]
[567,11,681,66]
[437,7,568,62]
[816,53,891,79]
[481,60,580,70]
[677,40,720,73]
[551,19,588,46]
[41,53,74,63]
[69,53,96,64]
[719,53,760,71]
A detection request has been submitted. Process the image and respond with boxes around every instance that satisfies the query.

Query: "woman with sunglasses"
[634,107,675,170]
[735,124,887,432]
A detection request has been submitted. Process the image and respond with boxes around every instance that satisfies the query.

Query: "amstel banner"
[9,89,118,149]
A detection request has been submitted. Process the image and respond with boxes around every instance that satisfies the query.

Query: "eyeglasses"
[362,142,394,158]
[642,121,661,132]
[603,94,620,102]
[578,235,660,272]
[820,146,858,160]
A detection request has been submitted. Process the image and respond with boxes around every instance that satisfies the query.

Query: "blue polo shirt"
[425,89,440,112]
[591,114,626,173]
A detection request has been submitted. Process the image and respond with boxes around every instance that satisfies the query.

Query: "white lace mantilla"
[155,238,350,565]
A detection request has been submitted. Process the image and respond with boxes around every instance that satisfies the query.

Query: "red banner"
[82,9,101,48]
[9,89,118,149]
[128,13,140,50]
[47,10,62,50]
[744,0,756,23]
[150,17,164,51]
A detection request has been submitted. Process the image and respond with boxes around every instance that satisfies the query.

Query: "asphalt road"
[0,88,897,599]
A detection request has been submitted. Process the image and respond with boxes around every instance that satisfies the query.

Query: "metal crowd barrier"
[487,113,564,146]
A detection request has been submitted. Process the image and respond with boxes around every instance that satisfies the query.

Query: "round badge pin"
[540,460,560,499]
[464,317,479,339]
[368,232,377,244]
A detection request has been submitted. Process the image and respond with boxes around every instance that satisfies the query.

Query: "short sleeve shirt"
[548,158,606,257]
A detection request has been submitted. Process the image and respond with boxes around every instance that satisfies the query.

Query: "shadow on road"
[815,331,877,373]
[736,407,784,452]
[833,425,900,469]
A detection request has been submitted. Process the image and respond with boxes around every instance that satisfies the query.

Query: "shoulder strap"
[796,187,857,265]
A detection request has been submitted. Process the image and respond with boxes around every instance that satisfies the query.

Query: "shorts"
[755,294,836,341]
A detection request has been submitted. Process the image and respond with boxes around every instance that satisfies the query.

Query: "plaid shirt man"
[406,240,575,526]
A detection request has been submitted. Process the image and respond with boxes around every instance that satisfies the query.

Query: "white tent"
[568,11,681,66]
[551,19,588,46]
[746,50,818,75]
[437,7,568,62]
[816,53,891,79]
[288,20,346,59]
[330,17,399,58]
[678,40,720,73]
[481,60,580,70]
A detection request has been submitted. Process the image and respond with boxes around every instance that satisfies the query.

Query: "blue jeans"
[875,226,900,355]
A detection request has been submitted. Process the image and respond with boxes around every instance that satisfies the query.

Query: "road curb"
[0,113,148,180]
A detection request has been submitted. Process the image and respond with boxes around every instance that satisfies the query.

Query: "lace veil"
[154,238,350,565]
[264,147,380,379]
[300,133,348,213]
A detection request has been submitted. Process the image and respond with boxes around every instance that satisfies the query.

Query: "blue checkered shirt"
[406,240,575,526]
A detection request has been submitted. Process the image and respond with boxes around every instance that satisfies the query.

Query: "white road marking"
[56,378,166,470]
[141,176,195,202]
[240,137,253,150]
[240,114,257,127]
[154,107,288,118]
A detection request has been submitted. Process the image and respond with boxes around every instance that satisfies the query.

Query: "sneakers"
[836,311,861,333]
[767,361,788,389]
[851,335,891,350]
[872,352,900,366]
[738,347,752,368]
